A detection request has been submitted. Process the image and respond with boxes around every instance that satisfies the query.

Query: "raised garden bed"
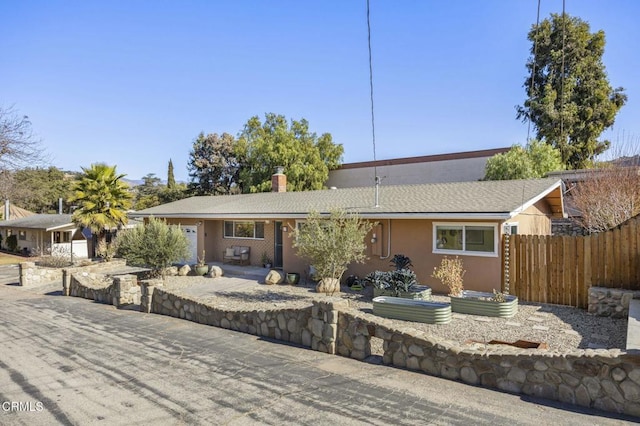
[372,296,451,324]
[450,290,518,318]
[373,284,432,300]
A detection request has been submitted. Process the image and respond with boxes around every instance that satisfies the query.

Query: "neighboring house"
[325,147,510,189]
[0,214,89,259]
[130,170,564,294]
[1,203,36,221]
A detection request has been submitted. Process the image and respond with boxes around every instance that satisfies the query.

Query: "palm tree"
[69,163,132,251]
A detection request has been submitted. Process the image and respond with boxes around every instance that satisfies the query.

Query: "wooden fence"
[504,216,640,308]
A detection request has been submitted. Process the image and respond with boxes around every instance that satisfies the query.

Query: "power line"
[366,0,378,180]
[527,0,542,142]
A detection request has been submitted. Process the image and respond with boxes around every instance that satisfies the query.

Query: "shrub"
[38,246,73,268]
[292,209,373,283]
[431,256,466,297]
[115,217,190,277]
[6,235,17,252]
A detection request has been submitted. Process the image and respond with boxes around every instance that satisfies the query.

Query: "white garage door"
[182,226,198,264]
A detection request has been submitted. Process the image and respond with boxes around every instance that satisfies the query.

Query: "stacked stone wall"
[552,218,589,236]
[336,310,640,416]
[148,287,346,354]
[20,259,128,287]
[68,273,139,307]
[589,287,640,318]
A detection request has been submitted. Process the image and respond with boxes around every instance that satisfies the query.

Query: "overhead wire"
[366,0,378,185]
[527,0,542,142]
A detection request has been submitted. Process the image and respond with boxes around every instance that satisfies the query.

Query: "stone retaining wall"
[589,287,640,318]
[142,287,640,417]
[21,259,128,287]
[68,273,139,307]
[336,310,640,416]
[146,284,344,354]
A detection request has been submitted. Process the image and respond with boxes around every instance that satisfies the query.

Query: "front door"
[274,221,283,268]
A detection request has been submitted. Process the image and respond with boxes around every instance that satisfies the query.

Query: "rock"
[316,278,340,294]
[208,265,223,278]
[265,270,284,285]
[163,266,178,276]
[178,265,191,276]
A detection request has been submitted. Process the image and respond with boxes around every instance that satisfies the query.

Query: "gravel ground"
[164,276,628,353]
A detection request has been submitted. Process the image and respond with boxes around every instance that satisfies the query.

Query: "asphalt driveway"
[0,284,635,425]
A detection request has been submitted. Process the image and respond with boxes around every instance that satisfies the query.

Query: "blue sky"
[2,1,638,183]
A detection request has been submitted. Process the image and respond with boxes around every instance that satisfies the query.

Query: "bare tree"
[570,165,640,233]
[0,105,45,170]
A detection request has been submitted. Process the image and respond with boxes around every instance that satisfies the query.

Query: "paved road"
[0,285,635,425]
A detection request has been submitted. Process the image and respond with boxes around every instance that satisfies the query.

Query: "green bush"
[6,235,18,252]
[115,217,190,277]
[292,209,373,282]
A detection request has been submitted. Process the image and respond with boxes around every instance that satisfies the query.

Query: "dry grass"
[0,252,25,265]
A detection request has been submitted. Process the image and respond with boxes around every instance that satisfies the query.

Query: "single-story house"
[130,170,564,294]
[0,213,89,259]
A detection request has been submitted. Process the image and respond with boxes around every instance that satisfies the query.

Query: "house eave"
[129,212,513,221]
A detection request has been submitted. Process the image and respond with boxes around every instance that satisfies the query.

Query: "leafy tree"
[236,113,343,193]
[0,105,45,170]
[516,13,627,169]
[484,140,563,180]
[167,159,176,189]
[291,209,372,292]
[115,216,190,277]
[69,163,132,248]
[188,132,239,195]
[133,173,162,210]
[11,167,75,213]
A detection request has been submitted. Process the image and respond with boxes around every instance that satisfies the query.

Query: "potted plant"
[194,250,209,276]
[431,256,518,317]
[261,251,272,269]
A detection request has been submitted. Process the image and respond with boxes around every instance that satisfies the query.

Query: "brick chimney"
[271,166,286,192]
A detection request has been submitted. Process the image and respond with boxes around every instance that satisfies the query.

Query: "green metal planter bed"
[450,290,518,318]
[372,296,452,324]
[373,285,432,300]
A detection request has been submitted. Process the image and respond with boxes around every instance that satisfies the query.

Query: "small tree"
[115,217,190,277]
[292,209,373,293]
[484,140,563,180]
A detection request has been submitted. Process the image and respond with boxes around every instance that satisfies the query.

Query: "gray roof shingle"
[0,214,75,230]
[131,178,563,220]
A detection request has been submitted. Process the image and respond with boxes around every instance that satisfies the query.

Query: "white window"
[433,223,498,257]
[18,230,27,241]
[223,221,265,239]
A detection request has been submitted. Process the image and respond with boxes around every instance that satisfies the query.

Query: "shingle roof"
[131,178,564,220]
[0,214,75,230]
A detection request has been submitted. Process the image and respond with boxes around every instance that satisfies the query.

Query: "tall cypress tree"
[167,159,176,189]
[517,14,627,169]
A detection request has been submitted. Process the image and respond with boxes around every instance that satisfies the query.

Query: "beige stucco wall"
[165,218,277,266]
[326,156,494,189]
[161,197,556,293]
[511,200,553,235]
